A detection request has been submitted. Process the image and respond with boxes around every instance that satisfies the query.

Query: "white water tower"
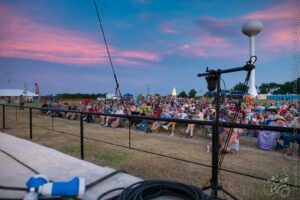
[242,20,263,97]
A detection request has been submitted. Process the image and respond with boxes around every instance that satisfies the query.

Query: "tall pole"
[249,36,257,97]
[29,108,32,140]
[211,72,221,199]
[2,105,5,129]
[242,20,263,97]
[80,114,84,160]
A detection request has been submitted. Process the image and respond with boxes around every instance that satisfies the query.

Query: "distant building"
[0,89,38,104]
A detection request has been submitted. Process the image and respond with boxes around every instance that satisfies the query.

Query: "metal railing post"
[16,106,17,122]
[29,108,32,140]
[51,110,54,131]
[2,104,5,129]
[128,119,131,149]
[80,113,84,160]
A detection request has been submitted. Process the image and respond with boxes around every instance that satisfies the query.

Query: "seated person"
[185,109,204,138]
[130,108,142,128]
[219,128,239,154]
[46,103,59,117]
[100,104,110,125]
[149,106,170,133]
[104,105,114,126]
[162,107,188,137]
[111,106,124,128]
[281,117,300,155]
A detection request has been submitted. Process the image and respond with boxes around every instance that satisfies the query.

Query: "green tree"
[57,93,106,99]
[272,78,300,94]
[188,89,197,98]
[178,91,188,98]
[258,78,300,94]
[258,82,280,94]
[232,82,249,92]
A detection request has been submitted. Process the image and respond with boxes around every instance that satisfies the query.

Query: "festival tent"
[123,93,134,100]
[229,90,245,95]
[0,89,38,103]
[207,91,227,97]
[172,87,177,97]
[123,93,133,97]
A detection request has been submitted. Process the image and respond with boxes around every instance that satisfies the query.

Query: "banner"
[35,82,41,106]
[35,82,40,95]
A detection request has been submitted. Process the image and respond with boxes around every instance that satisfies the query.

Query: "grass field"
[0,106,299,200]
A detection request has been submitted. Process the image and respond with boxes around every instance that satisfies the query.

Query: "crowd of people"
[40,95,300,155]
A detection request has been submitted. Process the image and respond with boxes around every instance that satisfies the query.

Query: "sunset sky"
[0,0,299,95]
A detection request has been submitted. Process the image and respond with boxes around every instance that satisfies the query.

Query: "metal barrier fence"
[1,103,299,189]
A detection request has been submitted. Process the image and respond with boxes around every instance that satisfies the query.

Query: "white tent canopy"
[0,89,38,97]
[172,87,177,96]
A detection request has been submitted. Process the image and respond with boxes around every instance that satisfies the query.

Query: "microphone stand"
[197,57,256,200]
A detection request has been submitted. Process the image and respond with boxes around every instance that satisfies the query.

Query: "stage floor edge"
[0,131,142,199]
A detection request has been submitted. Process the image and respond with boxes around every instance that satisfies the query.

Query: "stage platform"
[0,131,142,199]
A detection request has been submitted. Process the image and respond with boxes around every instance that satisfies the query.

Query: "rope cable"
[93,0,129,115]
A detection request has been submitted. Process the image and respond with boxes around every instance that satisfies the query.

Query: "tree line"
[232,77,300,94]
[178,78,300,98]
[55,93,106,99]
[45,78,299,99]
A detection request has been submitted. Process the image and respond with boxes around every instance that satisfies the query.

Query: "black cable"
[92,0,129,115]
[0,185,27,191]
[218,57,253,171]
[0,148,127,199]
[221,78,227,91]
[216,57,255,199]
[218,56,256,169]
[215,76,232,200]
[86,170,127,190]
[0,149,70,200]
[99,180,209,200]
[97,187,125,200]
[0,149,38,193]
[0,149,39,174]
[0,198,23,200]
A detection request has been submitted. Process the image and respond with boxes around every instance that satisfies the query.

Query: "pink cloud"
[242,0,298,21]
[178,33,239,57]
[259,29,293,54]
[243,11,292,21]
[187,1,298,58]
[240,1,299,55]
[0,4,160,67]
[179,44,208,57]
[119,51,160,61]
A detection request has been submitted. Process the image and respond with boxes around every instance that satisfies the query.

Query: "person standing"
[19,95,25,110]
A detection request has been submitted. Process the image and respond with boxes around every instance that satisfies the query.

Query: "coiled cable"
[98,180,208,200]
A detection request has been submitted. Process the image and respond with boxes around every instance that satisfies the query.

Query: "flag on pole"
[35,82,40,95]
[35,82,40,106]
